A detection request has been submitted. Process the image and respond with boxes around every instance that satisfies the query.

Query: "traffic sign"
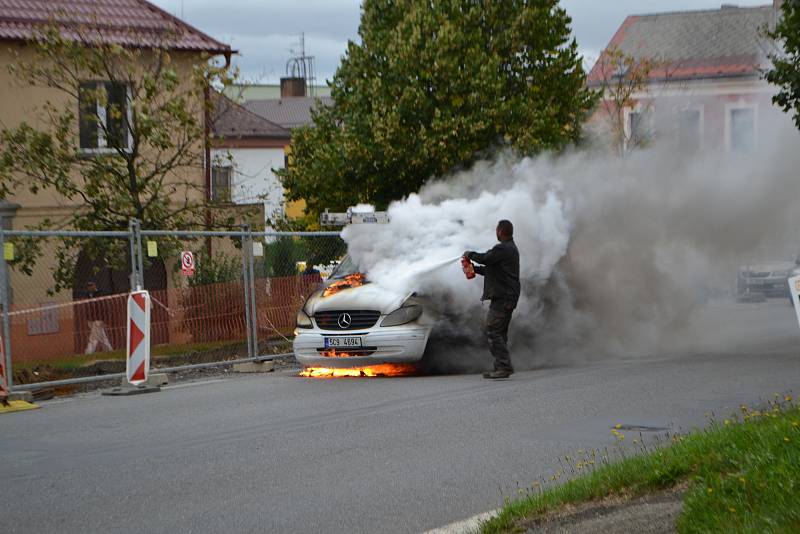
[127,291,151,386]
[181,251,195,276]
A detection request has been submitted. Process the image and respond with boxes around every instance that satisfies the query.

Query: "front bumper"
[741,279,790,297]
[293,323,431,368]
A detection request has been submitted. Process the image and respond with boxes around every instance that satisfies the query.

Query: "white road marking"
[423,510,499,534]
[166,379,227,390]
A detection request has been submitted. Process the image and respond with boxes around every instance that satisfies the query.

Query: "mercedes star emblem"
[337,313,352,329]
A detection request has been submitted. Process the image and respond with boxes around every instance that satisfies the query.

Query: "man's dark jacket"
[467,240,520,304]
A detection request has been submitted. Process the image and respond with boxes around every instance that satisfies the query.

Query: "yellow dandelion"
[724,419,731,426]
[707,488,713,494]
[784,437,790,442]
[729,507,736,513]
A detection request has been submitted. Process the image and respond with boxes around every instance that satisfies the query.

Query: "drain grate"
[614,424,670,432]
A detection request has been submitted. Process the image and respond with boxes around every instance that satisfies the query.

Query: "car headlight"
[380,305,422,327]
[296,309,312,329]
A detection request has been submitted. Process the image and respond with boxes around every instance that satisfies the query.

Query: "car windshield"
[329,255,360,280]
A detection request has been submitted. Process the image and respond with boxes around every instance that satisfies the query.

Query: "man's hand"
[463,251,475,260]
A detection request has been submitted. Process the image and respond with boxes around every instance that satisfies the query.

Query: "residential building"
[0,0,233,306]
[238,77,334,219]
[223,82,331,101]
[210,93,291,225]
[588,2,784,154]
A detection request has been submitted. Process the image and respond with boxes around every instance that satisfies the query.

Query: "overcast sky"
[152,0,770,83]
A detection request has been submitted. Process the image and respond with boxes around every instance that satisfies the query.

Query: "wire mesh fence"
[1,224,344,390]
[253,234,346,350]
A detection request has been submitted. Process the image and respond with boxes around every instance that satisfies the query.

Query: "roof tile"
[589,5,778,83]
[0,0,230,54]
[244,97,334,129]
[211,92,290,140]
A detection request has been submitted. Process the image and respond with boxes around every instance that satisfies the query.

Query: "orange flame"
[319,349,359,358]
[299,364,417,378]
[322,272,367,297]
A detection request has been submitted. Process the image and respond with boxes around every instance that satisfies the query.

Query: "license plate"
[324,337,362,348]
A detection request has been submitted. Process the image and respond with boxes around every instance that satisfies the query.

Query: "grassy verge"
[13,339,257,371]
[483,396,800,533]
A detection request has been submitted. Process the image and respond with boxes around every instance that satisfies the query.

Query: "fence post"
[0,226,13,391]
[247,229,258,357]
[134,220,144,290]
[240,225,254,359]
[128,219,145,290]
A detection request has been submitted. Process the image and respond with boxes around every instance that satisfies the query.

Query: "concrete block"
[102,385,160,396]
[145,373,169,387]
[7,390,34,403]
[233,360,274,373]
[116,373,168,389]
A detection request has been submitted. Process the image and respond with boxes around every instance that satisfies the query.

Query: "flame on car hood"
[304,274,408,315]
[323,272,366,297]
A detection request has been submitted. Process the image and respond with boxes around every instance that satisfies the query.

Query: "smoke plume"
[342,113,800,372]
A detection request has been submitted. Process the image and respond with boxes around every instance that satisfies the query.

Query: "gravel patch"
[525,486,685,534]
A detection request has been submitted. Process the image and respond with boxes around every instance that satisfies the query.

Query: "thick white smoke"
[342,113,800,370]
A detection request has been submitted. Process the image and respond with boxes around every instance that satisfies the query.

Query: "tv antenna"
[286,33,317,97]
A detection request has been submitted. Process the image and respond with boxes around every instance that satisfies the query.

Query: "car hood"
[304,282,408,315]
[741,261,794,275]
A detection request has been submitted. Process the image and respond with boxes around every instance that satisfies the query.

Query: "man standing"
[464,220,520,379]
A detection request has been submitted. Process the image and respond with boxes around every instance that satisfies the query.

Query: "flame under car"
[293,256,433,369]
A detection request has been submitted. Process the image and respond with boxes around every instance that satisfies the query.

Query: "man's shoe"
[482,370,512,379]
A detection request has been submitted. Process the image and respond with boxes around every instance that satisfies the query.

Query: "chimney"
[280,77,306,98]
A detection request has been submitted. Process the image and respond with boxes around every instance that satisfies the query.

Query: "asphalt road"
[2,299,799,534]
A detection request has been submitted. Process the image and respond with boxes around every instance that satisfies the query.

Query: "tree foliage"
[278,0,596,216]
[591,47,673,156]
[767,0,800,129]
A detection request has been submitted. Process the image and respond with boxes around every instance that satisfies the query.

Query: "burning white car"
[293,256,434,371]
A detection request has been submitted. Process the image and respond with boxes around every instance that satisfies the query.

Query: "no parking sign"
[181,251,195,276]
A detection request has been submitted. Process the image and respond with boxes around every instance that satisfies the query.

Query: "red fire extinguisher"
[461,255,476,280]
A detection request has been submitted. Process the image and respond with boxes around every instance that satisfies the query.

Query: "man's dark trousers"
[486,298,515,372]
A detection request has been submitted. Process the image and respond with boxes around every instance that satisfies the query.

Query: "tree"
[278,0,596,216]
[0,23,236,291]
[767,0,800,129]
[591,48,663,156]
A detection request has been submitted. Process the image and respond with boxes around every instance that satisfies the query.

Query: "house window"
[729,108,755,153]
[627,109,653,151]
[677,109,701,153]
[211,166,232,202]
[79,82,130,151]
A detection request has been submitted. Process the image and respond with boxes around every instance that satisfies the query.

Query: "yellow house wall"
[0,41,211,310]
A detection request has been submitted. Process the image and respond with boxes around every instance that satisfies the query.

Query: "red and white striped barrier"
[127,291,151,386]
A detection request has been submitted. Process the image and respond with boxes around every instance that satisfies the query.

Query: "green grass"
[483,396,800,533]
